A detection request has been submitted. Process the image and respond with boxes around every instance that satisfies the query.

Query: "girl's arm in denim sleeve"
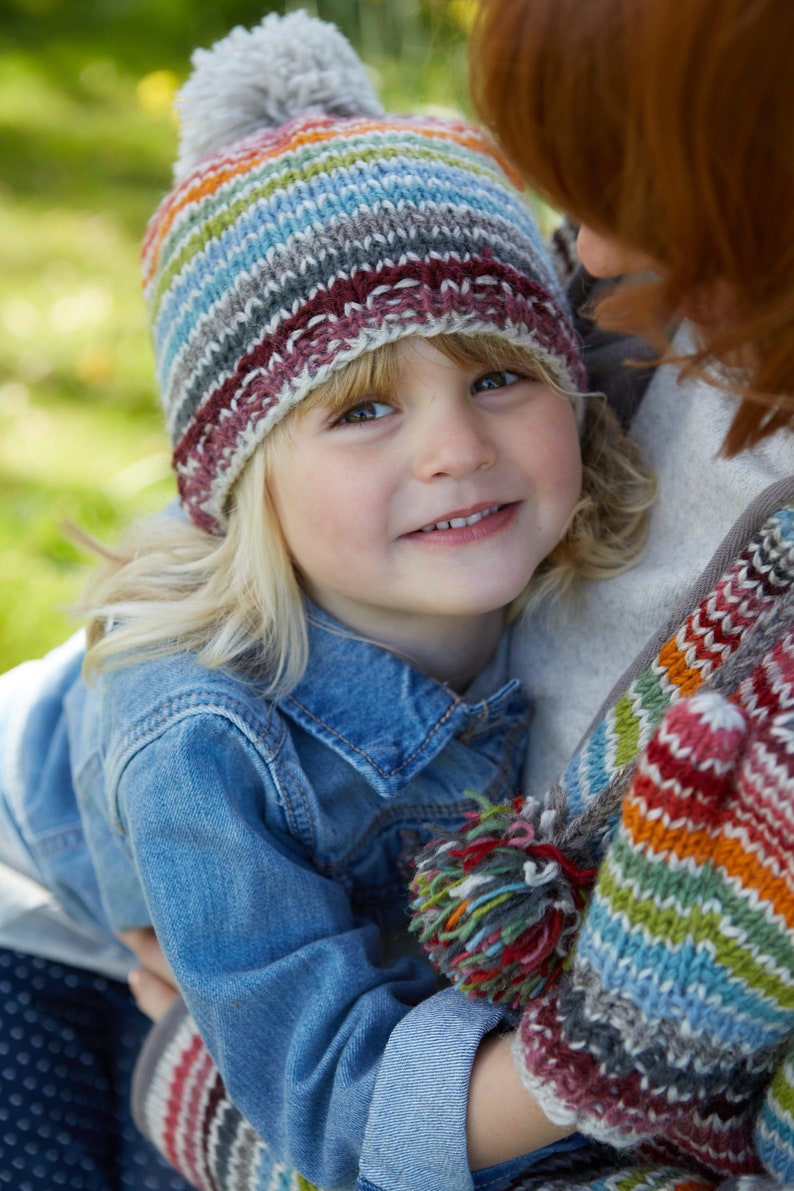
[131,987,579,1191]
[115,712,572,1190]
[116,711,576,1191]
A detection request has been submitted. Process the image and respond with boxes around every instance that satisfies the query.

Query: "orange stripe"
[657,636,703,696]
[142,116,518,285]
[623,796,794,925]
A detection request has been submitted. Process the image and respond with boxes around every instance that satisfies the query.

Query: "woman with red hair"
[472,0,794,449]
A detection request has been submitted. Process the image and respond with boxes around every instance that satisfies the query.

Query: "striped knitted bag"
[132,998,319,1191]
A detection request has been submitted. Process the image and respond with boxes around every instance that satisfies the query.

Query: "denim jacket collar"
[278,604,527,798]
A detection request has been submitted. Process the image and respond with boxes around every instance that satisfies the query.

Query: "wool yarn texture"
[513,677,794,1174]
[130,503,794,1188]
[410,500,794,1180]
[141,9,586,532]
[409,503,794,1007]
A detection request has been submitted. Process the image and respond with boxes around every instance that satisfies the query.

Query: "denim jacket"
[0,605,570,1189]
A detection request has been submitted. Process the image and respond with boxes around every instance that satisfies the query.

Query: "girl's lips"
[403,502,519,543]
[418,504,503,533]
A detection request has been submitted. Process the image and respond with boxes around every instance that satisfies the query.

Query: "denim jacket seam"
[117,690,279,752]
[266,749,318,854]
[27,821,86,859]
[284,694,464,778]
[474,719,533,804]
[106,701,287,835]
[314,793,475,880]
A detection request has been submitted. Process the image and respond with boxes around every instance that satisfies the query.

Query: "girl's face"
[268,338,582,647]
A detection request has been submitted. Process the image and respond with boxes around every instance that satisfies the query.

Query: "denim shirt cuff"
[357,987,509,1191]
[470,1134,591,1191]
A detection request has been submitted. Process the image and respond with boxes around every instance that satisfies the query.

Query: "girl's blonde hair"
[470,0,794,455]
[83,333,655,697]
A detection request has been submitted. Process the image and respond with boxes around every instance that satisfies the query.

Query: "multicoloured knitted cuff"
[637,1098,761,1180]
[511,988,688,1148]
[132,998,316,1191]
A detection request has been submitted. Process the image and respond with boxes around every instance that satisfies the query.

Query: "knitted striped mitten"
[512,689,794,1174]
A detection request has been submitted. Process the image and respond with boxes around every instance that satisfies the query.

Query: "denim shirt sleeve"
[113,708,511,1189]
[356,988,587,1191]
[357,989,508,1191]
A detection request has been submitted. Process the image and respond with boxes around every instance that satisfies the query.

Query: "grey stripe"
[160,202,561,443]
[559,962,782,1096]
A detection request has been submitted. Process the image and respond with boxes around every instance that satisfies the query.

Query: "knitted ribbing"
[132,1000,317,1191]
[410,505,794,1007]
[514,671,794,1172]
[143,15,585,532]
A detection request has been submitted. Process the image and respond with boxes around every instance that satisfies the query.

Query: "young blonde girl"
[0,12,655,1191]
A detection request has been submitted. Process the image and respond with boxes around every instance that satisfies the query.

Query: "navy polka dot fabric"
[0,949,194,1190]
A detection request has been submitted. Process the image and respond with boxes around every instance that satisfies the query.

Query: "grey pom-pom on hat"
[173,9,384,180]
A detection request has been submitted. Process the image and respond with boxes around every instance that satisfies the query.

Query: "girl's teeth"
[420,506,501,532]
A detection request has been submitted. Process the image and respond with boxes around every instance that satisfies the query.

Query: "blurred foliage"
[0,0,551,670]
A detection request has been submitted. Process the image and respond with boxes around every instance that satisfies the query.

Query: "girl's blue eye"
[338,400,394,424]
[472,369,523,393]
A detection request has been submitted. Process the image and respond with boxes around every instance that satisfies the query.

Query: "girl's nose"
[412,404,497,482]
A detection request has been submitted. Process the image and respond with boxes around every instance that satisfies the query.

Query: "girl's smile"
[407,502,518,541]
[268,337,582,682]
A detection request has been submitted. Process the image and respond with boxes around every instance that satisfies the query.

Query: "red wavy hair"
[471,0,794,452]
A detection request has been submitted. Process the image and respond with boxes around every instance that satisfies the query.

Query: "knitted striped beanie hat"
[143,9,587,533]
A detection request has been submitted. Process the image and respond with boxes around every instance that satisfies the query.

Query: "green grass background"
[0,0,550,671]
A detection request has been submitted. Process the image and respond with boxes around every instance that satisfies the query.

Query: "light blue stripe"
[154,203,551,403]
[578,893,791,1050]
[153,123,508,270]
[150,156,546,345]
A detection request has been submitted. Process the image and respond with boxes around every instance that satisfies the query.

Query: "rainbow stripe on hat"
[143,102,586,532]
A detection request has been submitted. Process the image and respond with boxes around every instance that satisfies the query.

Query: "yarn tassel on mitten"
[410,793,597,1005]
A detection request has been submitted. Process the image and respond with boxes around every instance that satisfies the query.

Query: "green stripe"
[597,837,794,1006]
[611,692,641,768]
[608,664,671,772]
[634,661,671,728]
[149,138,506,316]
[769,1059,794,1118]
